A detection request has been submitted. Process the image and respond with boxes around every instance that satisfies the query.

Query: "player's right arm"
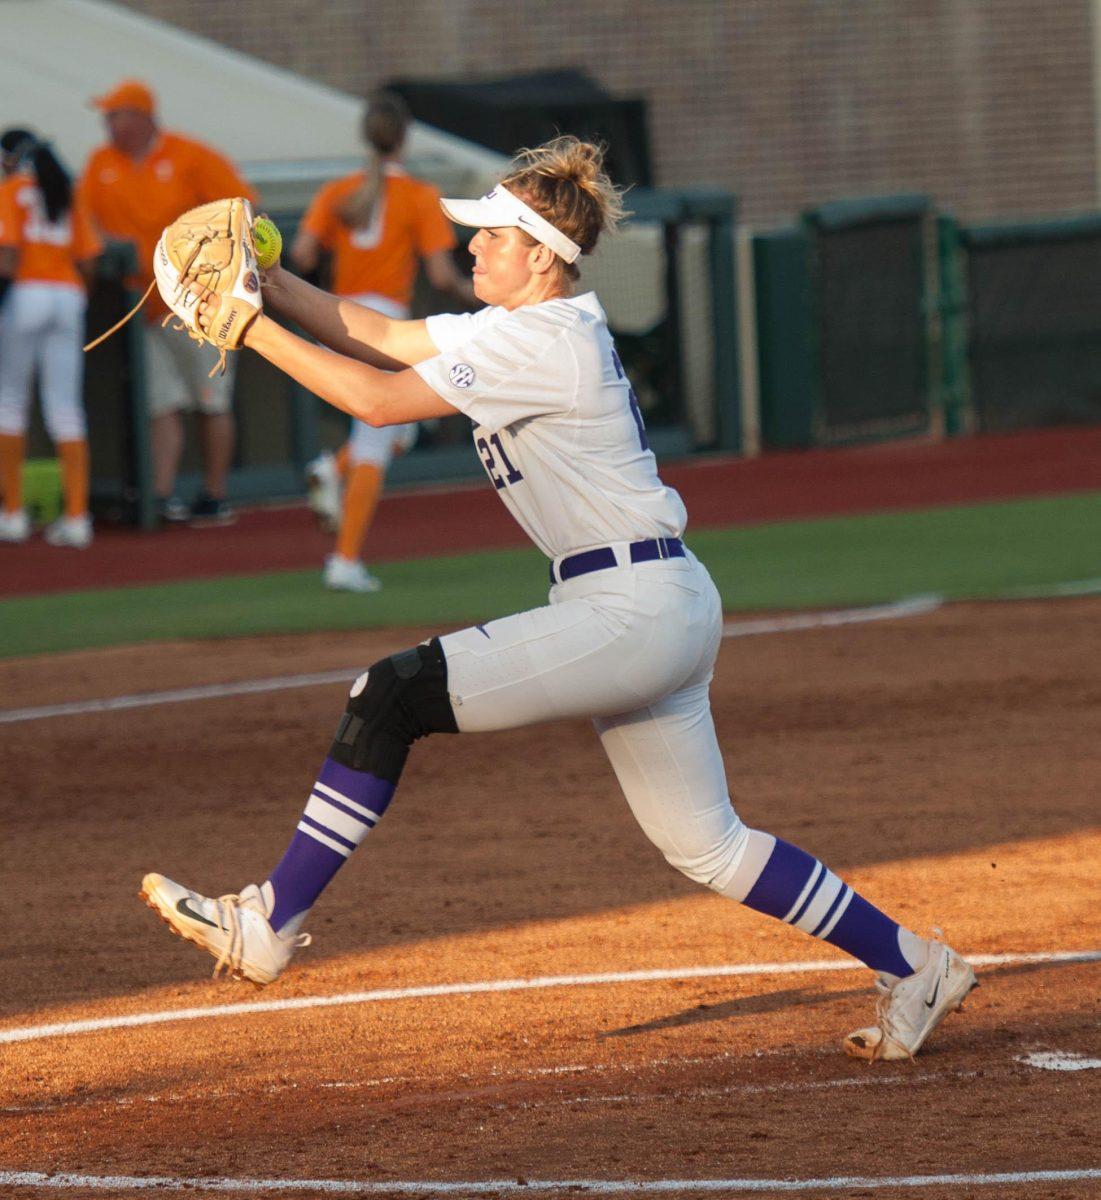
[261,264,439,369]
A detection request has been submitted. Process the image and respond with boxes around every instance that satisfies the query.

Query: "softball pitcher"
[142,137,976,1061]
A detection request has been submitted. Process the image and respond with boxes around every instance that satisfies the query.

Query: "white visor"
[440,184,582,264]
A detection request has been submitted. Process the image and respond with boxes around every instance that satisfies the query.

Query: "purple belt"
[551,537,686,584]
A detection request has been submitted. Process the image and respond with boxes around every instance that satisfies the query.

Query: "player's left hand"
[153,197,264,374]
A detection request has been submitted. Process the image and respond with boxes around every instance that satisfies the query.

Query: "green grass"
[1,492,1098,659]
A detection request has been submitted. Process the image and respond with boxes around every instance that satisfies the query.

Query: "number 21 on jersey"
[476,430,524,491]
[612,348,649,451]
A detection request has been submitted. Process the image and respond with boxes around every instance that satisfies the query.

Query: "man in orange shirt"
[291,90,472,591]
[79,80,258,525]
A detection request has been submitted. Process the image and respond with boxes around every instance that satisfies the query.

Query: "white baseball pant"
[439,551,755,896]
[0,282,87,441]
[345,293,416,467]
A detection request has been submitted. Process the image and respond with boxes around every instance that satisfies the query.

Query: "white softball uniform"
[0,282,87,442]
[415,293,753,898]
[347,293,416,466]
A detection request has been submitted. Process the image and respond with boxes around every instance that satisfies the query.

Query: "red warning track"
[2,425,1099,598]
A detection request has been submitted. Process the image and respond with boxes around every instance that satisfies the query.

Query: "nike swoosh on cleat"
[924,978,941,1009]
[176,897,219,929]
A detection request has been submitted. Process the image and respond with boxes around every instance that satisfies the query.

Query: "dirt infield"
[1,595,1098,1197]
[4,424,1101,599]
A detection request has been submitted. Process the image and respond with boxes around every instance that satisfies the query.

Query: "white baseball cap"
[440,184,581,264]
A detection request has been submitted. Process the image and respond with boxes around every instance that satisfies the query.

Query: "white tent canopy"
[2,0,700,424]
[2,0,507,207]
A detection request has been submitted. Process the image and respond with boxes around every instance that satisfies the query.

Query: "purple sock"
[266,757,395,933]
[740,837,915,978]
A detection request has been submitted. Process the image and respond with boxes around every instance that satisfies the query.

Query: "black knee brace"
[329,637,458,782]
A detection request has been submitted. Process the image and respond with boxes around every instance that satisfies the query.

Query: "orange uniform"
[78,132,255,313]
[0,174,101,287]
[300,166,456,303]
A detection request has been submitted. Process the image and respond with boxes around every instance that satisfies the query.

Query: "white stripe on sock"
[314,780,382,824]
[816,886,854,940]
[296,821,351,858]
[781,862,823,925]
[305,795,371,847]
[792,871,844,935]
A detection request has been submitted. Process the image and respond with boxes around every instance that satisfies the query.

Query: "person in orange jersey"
[0,129,102,547]
[79,80,257,525]
[291,90,473,592]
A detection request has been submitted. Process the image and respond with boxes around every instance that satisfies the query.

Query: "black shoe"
[188,492,236,526]
[157,496,190,525]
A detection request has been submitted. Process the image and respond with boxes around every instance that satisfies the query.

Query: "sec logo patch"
[449,363,476,388]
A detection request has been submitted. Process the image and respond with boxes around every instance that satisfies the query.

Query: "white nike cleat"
[0,509,30,543]
[43,514,93,548]
[844,938,978,1061]
[305,451,342,532]
[323,553,381,593]
[140,872,310,986]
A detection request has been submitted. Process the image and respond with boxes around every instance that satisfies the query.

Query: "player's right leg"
[142,323,191,520]
[594,675,976,1061]
[321,420,411,593]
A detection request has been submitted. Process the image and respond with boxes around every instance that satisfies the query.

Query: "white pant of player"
[345,293,416,467]
[0,282,87,441]
[440,551,756,897]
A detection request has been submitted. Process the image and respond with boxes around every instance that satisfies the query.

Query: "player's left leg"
[0,283,41,540]
[39,288,92,547]
[141,637,460,982]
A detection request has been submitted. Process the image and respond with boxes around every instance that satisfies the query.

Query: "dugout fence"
[753,194,937,450]
[949,215,1101,432]
[42,189,1101,530]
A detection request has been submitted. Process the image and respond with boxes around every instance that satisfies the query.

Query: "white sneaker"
[305,451,342,532]
[43,514,93,549]
[844,938,978,1061]
[140,872,310,986]
[0,509,30,543]
[323,554,381,593]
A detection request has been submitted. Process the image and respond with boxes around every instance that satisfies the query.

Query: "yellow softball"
[252,216,283,270]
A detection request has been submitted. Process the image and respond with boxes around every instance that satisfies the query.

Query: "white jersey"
[415,292,687,559]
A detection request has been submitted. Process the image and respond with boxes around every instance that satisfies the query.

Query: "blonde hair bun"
[503,135,628,271]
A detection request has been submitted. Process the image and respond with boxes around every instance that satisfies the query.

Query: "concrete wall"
[112,0,1098,226]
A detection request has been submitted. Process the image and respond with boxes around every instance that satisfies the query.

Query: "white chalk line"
[0,669,357,726]
[0,598,942,727]
[4,580,1099,728]
[1018,1050,1101,1071]
[2,1167,1100,1194]
[721,594,941,637]
[2,948,1097,1047]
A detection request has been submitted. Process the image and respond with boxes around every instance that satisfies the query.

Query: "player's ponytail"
[338,90,412,231]
[502,135,628,280]
[30,142,72,224]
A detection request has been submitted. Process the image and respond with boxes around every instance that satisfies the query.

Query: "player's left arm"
[242,312,456,427]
